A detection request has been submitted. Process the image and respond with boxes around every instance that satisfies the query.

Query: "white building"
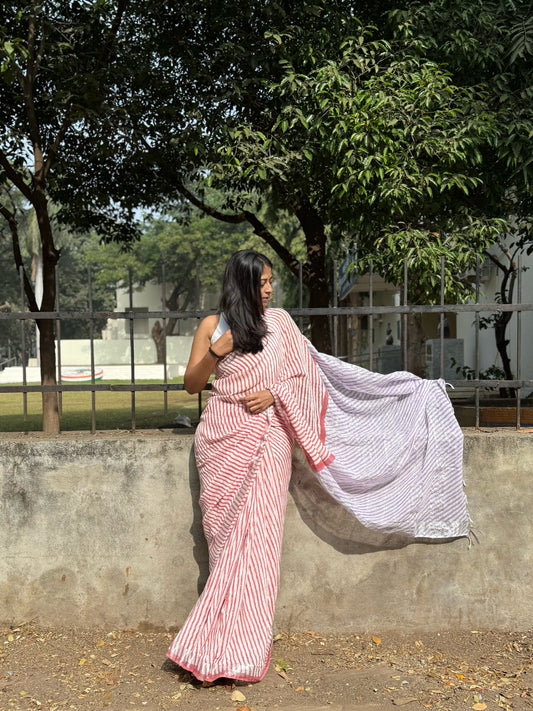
[339,251,533,393]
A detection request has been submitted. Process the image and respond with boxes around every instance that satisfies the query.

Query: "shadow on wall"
[187,447,210,595]
[288,449,458,554]
[185,444,460,596]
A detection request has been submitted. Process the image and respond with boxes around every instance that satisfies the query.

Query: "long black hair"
[219,250,272,354]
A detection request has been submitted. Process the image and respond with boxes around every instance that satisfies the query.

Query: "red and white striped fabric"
[167,308,469,681]
[166,309,331,681]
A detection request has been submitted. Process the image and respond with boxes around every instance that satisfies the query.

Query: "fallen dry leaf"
[372,635,382,645]
[472,704,487,710]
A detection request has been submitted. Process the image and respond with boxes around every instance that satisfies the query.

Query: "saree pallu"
[166,309,332,681]
[167,308,469,681]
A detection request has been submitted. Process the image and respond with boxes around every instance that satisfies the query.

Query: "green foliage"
[203,18,505,302]
[391,0,533,204]
[0,1,141,243]
[85,204,250,309]
[209,28,492,232]
[353,217,509,304]
[56,240,116,339]
[450,358,506,385]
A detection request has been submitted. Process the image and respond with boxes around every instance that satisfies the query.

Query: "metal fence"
[1,256,532,431]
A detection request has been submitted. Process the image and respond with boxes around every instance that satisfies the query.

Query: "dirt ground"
[1,624,531,711]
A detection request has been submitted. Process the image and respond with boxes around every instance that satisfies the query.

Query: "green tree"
[391,0,533,383]
[58,2,504,356]
[85,206,249,362]
[0,1,132,432]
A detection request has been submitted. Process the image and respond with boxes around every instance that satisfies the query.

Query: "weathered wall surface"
[0,431,531,632]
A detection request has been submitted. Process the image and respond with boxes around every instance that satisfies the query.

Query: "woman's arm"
[183,316,233,394]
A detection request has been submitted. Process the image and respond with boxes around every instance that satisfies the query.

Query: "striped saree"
[166,308,469,681]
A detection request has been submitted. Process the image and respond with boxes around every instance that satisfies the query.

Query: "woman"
[167,250,469,682]
[166,250,332,682]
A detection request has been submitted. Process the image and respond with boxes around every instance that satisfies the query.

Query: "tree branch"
[483,247,508,274]
[0,149,34,202]
[0,205,39,311]
[174,180,248,223]
[22,14,44,178]
[43,116,72,178]
[243,210,301,276]
[100,0,129,65]
[174,180,300,275]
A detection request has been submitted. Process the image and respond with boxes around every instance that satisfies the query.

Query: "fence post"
[516,255,522,429]
[439,255,445,379]
[162,263,168,417]
[128,267,136,432]
[88,267,97,434]
[18,266,27,421]
[55,263,63,422]
[298,261,303,332]
[475,257,480,430]
[402,259,408,371]
[332,259,338,358]
[368,260,373,371]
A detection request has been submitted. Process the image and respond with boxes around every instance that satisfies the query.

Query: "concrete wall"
[0,431,531,632]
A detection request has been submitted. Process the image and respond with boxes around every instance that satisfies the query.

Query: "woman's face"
[260,264,273,309]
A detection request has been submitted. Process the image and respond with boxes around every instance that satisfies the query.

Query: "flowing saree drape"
[167,309,469,681]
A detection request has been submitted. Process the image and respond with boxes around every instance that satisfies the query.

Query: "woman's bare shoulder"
[196,314,219,339]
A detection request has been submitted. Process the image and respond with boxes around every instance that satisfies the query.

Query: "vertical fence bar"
[368,260,373,371]
[439,256,445,379]
[474,257,481,430]
[18,266,27,420]
[403,259,408,371]
[332,259,338,358]
[516,256,522,430]
[298,261,303,331]
[162,263,168,417]
[55,264,63,420]
[128,267,136,431]
[88,267,96,434]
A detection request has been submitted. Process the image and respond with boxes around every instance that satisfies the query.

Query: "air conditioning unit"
[425,339,464,380]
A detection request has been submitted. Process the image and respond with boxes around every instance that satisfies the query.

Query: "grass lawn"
[0,379,203,432]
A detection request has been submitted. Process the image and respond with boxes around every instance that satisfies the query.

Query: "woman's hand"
[241,389,274,414]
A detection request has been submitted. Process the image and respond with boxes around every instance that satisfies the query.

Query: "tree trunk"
[494,313,515,398]
[38,318,59,432]
[152,314,179,364]
[294,202,332,354]
[308,284,332,353]
[404,313,425,376]
[35,191,60,433]
[152,321,167,364]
